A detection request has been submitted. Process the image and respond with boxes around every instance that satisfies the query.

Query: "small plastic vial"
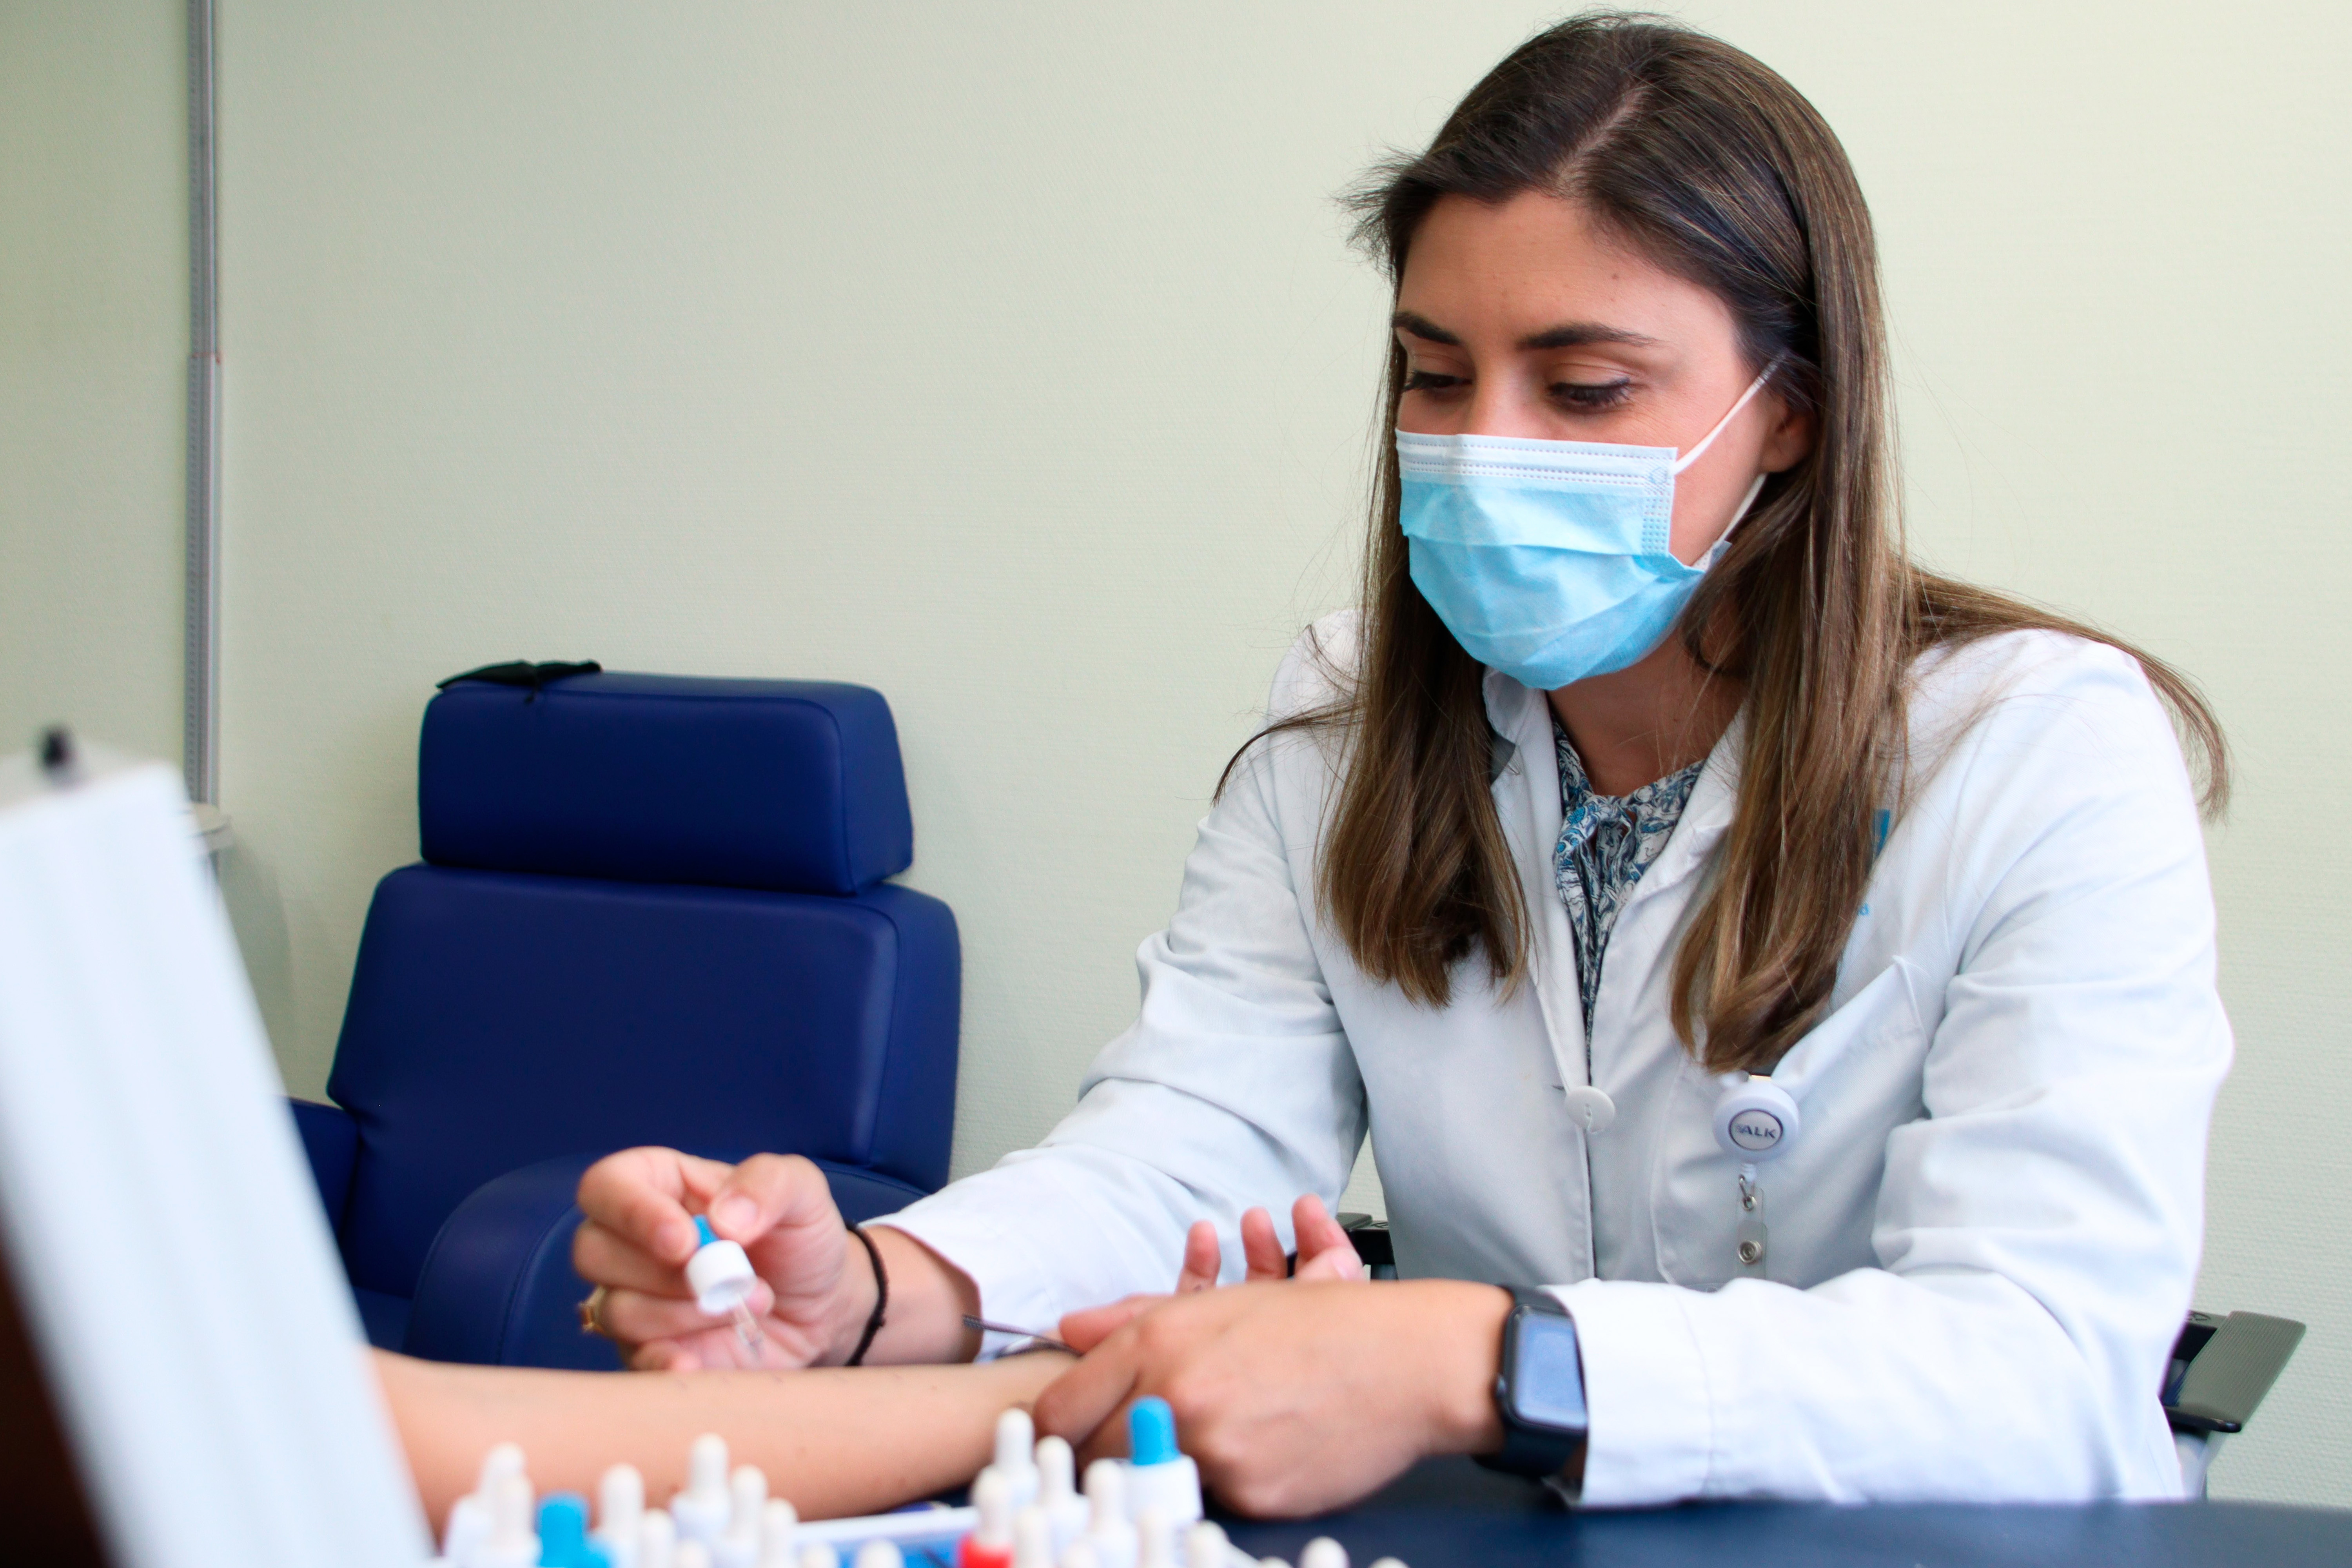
[757,1499,799,1568]
[597,1464,647,1568]
[1082,1461,1137,1568]
[1182,1523,1229,1568]
[689,1216,767,1360]
[993,1408,1041,1511]
[1122,1399,1201,1528]
[1013,1505,1054,1568]
[715,1465,768,1568]
[1035,1436,1088,1557]
[959,1469,1014,1568]
[639,1510,679,1568]
[674,1434,734,1545]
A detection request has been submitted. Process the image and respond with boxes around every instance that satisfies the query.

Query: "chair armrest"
[404,1152,930,1370]
[403,1152,615,1370]
[2165,1310,2307,1434]
[822,1161,930,1229]
[287,1098,359,1230]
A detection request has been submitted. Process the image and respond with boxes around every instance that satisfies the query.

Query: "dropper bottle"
[687,1216,766,1361]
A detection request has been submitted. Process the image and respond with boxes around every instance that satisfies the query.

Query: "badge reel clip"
[1713,1075,1800,1277]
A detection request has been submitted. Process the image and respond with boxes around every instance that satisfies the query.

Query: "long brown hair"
[1251,13,2225,1073]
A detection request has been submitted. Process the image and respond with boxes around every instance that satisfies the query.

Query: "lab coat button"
[1563,1085,1616,1134]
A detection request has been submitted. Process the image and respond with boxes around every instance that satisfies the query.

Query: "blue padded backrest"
[327,866,958,1299]
[421,673,914,895]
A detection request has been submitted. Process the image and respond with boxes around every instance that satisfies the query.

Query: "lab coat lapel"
[1625,711,1744,910]
[1483,670,1592,1092]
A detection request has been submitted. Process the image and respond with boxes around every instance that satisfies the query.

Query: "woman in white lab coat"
[572,15,2231,1513]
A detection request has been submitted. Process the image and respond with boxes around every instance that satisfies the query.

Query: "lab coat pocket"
[1650,960,1929,1292]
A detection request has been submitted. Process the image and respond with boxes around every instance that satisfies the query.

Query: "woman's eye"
[1402,370,1466,394]
[1552,379,1632,410]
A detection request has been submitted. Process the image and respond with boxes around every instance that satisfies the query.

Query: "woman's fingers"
[1243,1199,1366,1281]
[1295,1244,1368,1283]
[627,1339,699,1372]
[1033,1323,1145,1459]
[1059,1293,1170,1353]
[568,1147,868,1368]
[1066,1196,1365,1359]
[1063,1212,1217,1350]
[705,1152,840,1246]
[592,1285,737,1347]
[1176,1220,1221,1293]
[1292,1194,1368,1281]
[1241,1207,1288,1281]
[575,1147,736,1268]
[572,1218,704,1298]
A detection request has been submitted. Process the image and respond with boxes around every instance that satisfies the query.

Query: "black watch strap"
[1479,1286,1588,1495]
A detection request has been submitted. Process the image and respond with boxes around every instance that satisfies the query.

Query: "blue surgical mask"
[1397,363,1778,690]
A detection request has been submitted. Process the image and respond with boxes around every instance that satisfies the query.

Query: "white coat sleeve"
[1559,639,2232,1504]
[878,630,1365,1342]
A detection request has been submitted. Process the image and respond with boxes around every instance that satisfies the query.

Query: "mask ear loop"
[1678,354,1786,568]
[1669,354,1786,476]
[1699,471,1772,569]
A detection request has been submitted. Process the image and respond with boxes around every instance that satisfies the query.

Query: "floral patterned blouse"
[1552,720,1705,1042]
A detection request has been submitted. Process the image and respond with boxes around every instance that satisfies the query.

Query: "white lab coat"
[886,613,2229,1505]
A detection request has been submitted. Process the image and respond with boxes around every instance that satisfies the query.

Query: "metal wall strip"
[183,0,220,805]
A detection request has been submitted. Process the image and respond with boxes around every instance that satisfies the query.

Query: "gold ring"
[578,1285,611,1338]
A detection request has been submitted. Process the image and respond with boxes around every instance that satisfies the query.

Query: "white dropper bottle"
[716,1465,768,1568]
[472,1473,541,1568]
[444,1442,527,1564]
[638,1509,679,1568]
[993,1408,1041,1511]
[1034,1436,1087,1558]
[688,1215,768,1361]
[1082,1460,1138,1568]
[673,1434,734,1544]
[598,1464,646,1568]
[757,1500,800,1568]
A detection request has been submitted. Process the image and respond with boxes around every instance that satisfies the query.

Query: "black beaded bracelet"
[845,1225,888,1367]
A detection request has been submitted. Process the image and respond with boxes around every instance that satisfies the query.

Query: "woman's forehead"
[1396,192,1736,350]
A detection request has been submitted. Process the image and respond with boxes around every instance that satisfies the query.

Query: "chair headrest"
[419,671,913,894]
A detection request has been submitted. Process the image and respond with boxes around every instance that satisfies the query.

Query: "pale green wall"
[4,0,2346,1506]
[0,0,186,768]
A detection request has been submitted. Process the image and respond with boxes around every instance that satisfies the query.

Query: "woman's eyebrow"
[1519,321,1660,350]
[1392,310,1463,345]
[1391,310,1659,351]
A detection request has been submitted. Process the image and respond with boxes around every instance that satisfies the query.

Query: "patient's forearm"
[374,1349,1071,1530]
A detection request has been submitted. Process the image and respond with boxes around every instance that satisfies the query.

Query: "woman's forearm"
[374,1348,1071,1530]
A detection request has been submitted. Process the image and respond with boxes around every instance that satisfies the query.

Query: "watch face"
[1510,1310,1587,1432]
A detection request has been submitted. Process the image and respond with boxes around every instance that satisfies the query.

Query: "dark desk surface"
[1219,1457,2352,1568]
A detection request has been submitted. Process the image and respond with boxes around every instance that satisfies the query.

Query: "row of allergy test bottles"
[436,1433,808,1568]
[957,1404,1406,1568]
[432,1402,1407,1568]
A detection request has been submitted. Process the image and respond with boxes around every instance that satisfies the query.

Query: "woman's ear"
[1760,395,1816,474]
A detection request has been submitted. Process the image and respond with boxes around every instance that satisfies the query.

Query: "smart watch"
[1479,1286,1588,1499]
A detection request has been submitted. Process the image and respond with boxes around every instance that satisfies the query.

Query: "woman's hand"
[571,1148,857,1369]
[1057,1194,1368,1352]
[570,1147,979,1370]
[1034,1278,1511,1518]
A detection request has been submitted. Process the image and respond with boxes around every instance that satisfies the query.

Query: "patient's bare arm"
[374,1348,1071,1529]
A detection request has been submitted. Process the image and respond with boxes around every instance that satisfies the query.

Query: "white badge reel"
[1712,1075,1800,1277]
[1713,1074,1800,1160]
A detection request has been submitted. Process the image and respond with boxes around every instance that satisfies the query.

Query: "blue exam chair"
[292,668,959,1368]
